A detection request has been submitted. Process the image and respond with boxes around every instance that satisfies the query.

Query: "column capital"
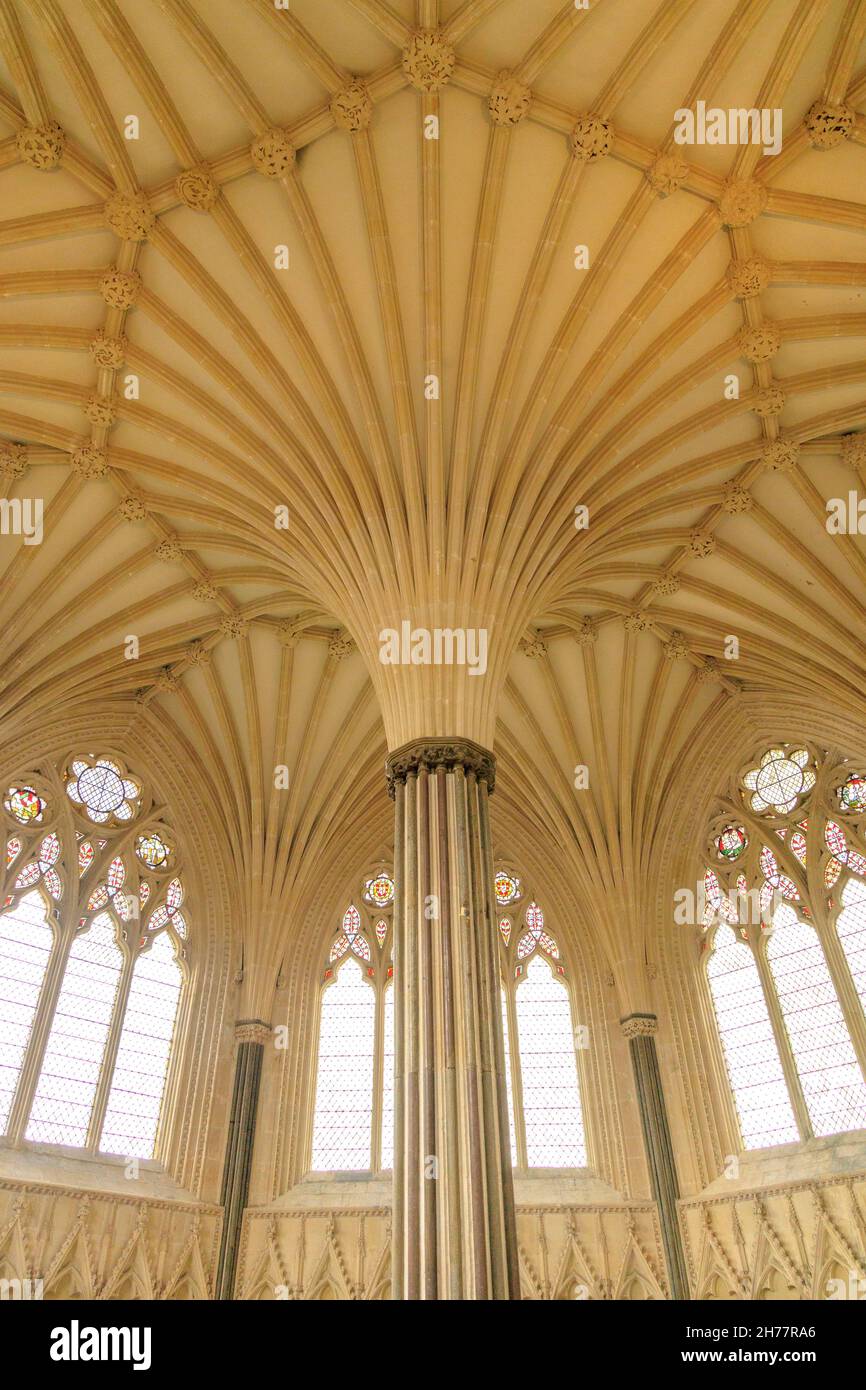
[234,1018,272,1045]
[385,736,496,799]
[620,1012,659,1039]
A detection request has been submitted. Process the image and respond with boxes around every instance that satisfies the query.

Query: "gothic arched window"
[701,746,866,1149]
[1,757,189,1159]
[497,874,588,1169]
[309,874,394,1172]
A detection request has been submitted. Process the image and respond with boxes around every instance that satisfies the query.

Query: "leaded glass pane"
[837,877,866,1017]
[380,983,394,1170]
[310,958,375,1170]
[706,925,798,1148]
[767,908,866,1137]
[500,989,518,1165]
[99,933,182,1159]
[515,956,586,1167]
[0,891,53,1134]
[26,915,123,1146]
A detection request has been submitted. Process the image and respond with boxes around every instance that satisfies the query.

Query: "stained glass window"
[515,957,586,1167]
[310,958,376,1170]
[4,787,45,825]
[495,872,521,907]
[704,744,866,1151]
[706,925,798,1148]
[364,874,394,907]
[1,759,189,1160]
[837,772,866,814]
[495,877,584,1168]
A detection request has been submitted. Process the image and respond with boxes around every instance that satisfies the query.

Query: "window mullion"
[86,942,136,1153]
[753,934,812,1140]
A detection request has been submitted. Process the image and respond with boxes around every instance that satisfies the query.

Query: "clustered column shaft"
[388,738,520,1300]
[622,1013,690,1299]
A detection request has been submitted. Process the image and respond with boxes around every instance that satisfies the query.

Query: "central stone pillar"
[386,738,519,1300]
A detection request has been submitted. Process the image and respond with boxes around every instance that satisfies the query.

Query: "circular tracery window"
[4,785,46,824]
[66,757,141,824]
[364,873,394,907]
[137,832,170,869]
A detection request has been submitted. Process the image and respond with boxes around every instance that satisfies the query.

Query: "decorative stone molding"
[688,530,716,558]
[804,100,854,149]
[385,736,496,799]
[841,433,866,469]
[219,613,249,640]
[16,120,65,169]
[620,1013,659,1039]
[89,330,128,368]
[155,537,182,562]
[155,667,179,694]
[0,442,28,479]
[250,128,295,177]
[520,632,548,658]
[736,322,780,363]
[99,266,142,308]
[186,640,211,666]
[234,1019,273,1045]
[105,190,155,241]
[726,257,771,300]
[752,383,786,417]
[624,611,649,633]
[717,178,767,228]
[191,580,218,602]
[276,620,302,648]
[721,480,753,513]
[663,630,689,660]
[696,657,721,684]
[645,152,688,197]
[83,394,117,426]
[327,632,354,659]
[401,29,455,91]
[488,71,531,126]
[653,573,681,596]
[71,443,108,479]
[761,437,800,472]
[176,163,219,211]
[119,494,146,521]
[574,617,598,644]
[570,113,613,161]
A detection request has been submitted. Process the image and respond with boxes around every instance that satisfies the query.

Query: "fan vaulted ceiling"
[1,0,865,1007]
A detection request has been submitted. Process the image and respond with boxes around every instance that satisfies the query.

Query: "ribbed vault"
[1,0,865,1019]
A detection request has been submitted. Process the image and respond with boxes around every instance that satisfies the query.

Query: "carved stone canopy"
[385,736,496,800]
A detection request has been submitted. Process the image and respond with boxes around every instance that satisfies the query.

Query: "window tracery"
[0,754,188,1159]
[701,744,866,1148]
[497,872,587,1170]
[310,864,591,1175]
[310,869,394,1173]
